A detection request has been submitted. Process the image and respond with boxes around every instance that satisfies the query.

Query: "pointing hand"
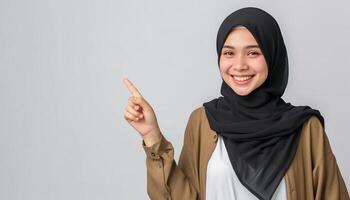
[123,78,162,146]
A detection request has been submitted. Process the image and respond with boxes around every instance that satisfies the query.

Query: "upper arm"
[308,116,350,199]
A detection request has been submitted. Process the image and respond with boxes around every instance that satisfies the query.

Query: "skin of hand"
[123,78,162,147]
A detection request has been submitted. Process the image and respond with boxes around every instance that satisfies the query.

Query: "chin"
[234,90,252,96]
[231,84,254,96]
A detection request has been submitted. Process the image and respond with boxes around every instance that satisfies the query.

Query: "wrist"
[143,128,162,147]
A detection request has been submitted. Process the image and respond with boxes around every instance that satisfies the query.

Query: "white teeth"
[233,75,254,81]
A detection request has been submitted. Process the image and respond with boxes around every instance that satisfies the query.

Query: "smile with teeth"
[232,75,254,81]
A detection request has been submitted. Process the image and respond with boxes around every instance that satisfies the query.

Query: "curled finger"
[124,110,140,122]
[126,104,143,118]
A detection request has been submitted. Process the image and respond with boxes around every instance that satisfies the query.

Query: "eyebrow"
[222,45,260,49]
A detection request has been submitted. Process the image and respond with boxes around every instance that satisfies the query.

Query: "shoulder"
[300,115,326,141]
[184,106,210,139]
[190,106,205,117]
[187,106,206,125]
[304,115,324,128]
[299,115,333,161]
[183,106,204,132]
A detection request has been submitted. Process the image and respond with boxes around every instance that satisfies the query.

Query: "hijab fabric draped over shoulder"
[203,7,325,200]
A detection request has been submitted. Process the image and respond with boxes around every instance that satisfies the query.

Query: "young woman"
[123,7,349,200]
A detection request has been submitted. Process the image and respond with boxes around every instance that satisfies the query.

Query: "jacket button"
[150,152,160,159]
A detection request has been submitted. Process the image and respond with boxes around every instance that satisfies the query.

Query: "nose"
[233,54,248,72]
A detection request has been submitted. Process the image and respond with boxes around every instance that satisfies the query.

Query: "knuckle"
[124,111,129,116]
[125,114,132,120]
[126,107,134,114]
[125,110,135,117]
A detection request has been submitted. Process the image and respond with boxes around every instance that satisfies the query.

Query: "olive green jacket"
[142,106,349,200]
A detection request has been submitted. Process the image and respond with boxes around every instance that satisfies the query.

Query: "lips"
[230,74,255,85]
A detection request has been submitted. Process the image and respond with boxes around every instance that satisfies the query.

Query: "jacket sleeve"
[142,111,200,200]
[310,117,350,200]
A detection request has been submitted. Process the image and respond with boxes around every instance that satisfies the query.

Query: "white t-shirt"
[206,135,288,200]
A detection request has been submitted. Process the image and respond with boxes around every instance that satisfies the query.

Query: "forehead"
[224,26,258,45]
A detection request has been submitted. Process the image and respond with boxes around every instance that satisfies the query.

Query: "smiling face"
[219,26,269,96]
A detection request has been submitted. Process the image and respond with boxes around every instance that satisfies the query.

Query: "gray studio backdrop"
[0,0,349,199]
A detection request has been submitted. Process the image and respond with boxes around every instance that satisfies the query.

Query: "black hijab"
[203,7,325,200]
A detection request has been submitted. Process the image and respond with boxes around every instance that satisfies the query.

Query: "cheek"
[258,66,268,83]
[251,58,268,75]
[219,58,231,72]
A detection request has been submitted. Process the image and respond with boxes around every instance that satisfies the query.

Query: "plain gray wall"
[0,0,349,199]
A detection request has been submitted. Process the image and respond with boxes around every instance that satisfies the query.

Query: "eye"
[247,51,260,56]
[223,51,234,56]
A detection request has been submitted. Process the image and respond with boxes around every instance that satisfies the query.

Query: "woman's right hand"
[122,78,162,147]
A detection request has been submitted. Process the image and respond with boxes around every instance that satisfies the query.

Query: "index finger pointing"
[123,78,143,97]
